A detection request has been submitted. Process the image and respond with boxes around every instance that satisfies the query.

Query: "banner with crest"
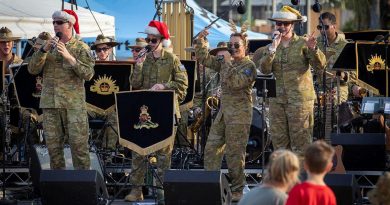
[85,61,132,115]
[115,90,174,156]
[356,42,389,96]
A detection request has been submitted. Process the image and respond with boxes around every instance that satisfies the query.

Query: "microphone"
[51,32,63,50]
[137,45,152,59]
[236,0,246,15]
[272,29,283,40]
[291,0,300,5]
[312,0,322,13]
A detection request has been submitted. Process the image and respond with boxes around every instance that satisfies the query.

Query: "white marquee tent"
[0,0,115,39]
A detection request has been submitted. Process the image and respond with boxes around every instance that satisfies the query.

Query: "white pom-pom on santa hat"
[144,20,171,47]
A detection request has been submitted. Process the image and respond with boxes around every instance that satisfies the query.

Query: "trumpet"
[190,96,219,133]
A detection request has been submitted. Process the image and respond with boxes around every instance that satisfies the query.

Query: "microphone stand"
[0,47,34,205]
[153,0,164,21]
[319,14,329,140]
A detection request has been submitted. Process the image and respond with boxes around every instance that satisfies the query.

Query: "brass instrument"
[190,96,219,133]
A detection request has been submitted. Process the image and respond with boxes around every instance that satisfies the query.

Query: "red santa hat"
[144,20,171,47]
[52,9,80,34]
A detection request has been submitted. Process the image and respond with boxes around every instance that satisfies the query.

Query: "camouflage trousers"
[204,114,250,193]
[42,108,90,169]
[88,110,118,150]
[129,128,176,186]
[269,100,314,157]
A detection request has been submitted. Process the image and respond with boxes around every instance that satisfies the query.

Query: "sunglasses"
[317,25,330,30]
[228,42,242,49]
[52,20,68,25]
[131,48,142,52]
[96,47,110,52]
[275,22,292,26]
[145,38,159,44]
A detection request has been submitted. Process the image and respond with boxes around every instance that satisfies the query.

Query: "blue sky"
[76,0,156,38]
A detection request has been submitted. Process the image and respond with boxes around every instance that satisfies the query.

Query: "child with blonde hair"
[239,149,300,205]
[286,140,336,205]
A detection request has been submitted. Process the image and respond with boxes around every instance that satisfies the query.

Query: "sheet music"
[385,103,390,114]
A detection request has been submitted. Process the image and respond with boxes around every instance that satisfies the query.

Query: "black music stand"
[254,74,275,179]
[114,90,175,203]
[85,61,132,150]
[344,30,390,41]
[248,39,272,54]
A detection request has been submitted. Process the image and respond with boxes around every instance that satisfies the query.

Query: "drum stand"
[255,74,275,182]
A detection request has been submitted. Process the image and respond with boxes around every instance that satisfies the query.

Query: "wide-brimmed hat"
[91,34,119,50]
[0,27,21,42]
[127,38,147,49]
[184,38,209,53]
[28,32,52,48]
[268,5,307,22]
[209,41,229,56]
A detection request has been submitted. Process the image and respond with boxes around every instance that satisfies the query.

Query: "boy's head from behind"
[304,141,335,174]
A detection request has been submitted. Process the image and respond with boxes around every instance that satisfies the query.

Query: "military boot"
[231,191,243,202]
[124,187,144,202]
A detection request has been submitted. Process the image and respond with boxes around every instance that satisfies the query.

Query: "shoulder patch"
[179,64,186,71]
[243,68,252,76]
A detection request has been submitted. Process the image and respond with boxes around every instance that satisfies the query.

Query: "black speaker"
[164,170,231,205]
[40,169,108,205]
[300,173,360,205]
[30,145,103,194]
[331,133,386,171]
[324,173,360,205]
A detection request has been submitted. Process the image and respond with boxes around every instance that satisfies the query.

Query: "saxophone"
[190,96,219,133]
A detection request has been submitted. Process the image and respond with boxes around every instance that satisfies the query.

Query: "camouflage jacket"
[317,33,357,102]
[28,37,95,109]
[259,33,326,104]
[195,38,256,125]
[130,49,188,117]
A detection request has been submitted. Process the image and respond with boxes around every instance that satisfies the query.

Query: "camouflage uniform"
[129,48,188,188]
[28,37,95,169]
[316,33,352,103]
[195,38,257,194]
[259,33,326,156]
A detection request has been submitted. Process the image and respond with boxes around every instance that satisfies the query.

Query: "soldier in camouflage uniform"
[0,27,23,157]
[125,20,188,203]
[88,35,120,150]
[195,27,257,202]
[28,10,95,169]
[259,6,326,157]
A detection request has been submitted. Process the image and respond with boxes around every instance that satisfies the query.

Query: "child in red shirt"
[286,141,337,205]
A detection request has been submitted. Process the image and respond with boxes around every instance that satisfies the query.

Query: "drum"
[246,107,269,163]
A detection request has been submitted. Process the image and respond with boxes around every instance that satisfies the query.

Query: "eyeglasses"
[96,47,110,52]
[228,42,242,49]
[317,25,330,30]
[52,20,68,25]
[145,38,159,44]
[131,48,142,52]
[275,22,292,26]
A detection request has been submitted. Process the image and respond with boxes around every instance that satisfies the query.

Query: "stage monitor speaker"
[40,169,108,205]
[30,145,103,194]
[164,170,231,205]
[301,173,360,205]
[331,133,386,171]
[325,173,360,205]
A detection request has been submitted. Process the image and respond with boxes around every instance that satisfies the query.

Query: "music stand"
[254,74,276,180]
[85,61,132,149]
[114,90,175,203]
[248,39,272,54]
[344,30,390,41]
